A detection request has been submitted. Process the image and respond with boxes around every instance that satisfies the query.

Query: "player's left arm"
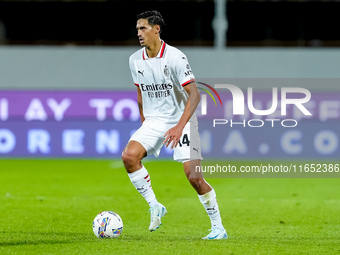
[163,82,200,148]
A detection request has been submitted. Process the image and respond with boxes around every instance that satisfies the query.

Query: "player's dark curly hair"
[137,10,165,33]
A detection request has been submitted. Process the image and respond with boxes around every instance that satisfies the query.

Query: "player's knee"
[121,150,138,169]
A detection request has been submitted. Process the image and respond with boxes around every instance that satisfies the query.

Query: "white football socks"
[128,165,158,207]
[198,189,224,230]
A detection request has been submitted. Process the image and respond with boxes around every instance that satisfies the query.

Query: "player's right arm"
[129,54,145,124]
[137,86,145,124]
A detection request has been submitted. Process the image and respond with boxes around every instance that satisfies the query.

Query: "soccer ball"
[92,211,123,238]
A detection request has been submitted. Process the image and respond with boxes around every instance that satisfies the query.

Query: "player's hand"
[163,125,183,149]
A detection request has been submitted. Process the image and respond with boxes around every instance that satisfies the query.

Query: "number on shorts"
[178,134,190,147]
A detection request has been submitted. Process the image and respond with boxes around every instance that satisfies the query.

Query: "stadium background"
[0,1,339,254]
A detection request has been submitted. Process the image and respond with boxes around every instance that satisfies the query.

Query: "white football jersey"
[129,41,198,128]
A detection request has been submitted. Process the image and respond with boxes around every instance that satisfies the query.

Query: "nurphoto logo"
[198,83,312,128]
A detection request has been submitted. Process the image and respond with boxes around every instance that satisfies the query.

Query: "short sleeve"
[174,53,195,87]
[129,56,139,87]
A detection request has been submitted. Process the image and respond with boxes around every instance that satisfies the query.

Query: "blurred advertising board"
[0,81,339,158]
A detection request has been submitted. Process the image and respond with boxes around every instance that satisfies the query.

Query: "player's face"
[136,19,159,47]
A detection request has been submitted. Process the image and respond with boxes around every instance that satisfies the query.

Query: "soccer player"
[122,10,227,240]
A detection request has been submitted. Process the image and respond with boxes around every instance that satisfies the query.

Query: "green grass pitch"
[0,159,339,254]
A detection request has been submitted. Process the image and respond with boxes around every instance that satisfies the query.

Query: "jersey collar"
[142,40,166,60]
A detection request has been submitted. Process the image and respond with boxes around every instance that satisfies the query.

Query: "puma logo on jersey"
[138,70,144,76]
[193,148,199,153]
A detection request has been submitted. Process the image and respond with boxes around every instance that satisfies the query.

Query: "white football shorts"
[129,120,203,163]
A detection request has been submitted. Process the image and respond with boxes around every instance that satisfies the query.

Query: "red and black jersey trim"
[159,42,166,58]
[142,41,166,60]
[181,79,195,87]
[134,83,139,87]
